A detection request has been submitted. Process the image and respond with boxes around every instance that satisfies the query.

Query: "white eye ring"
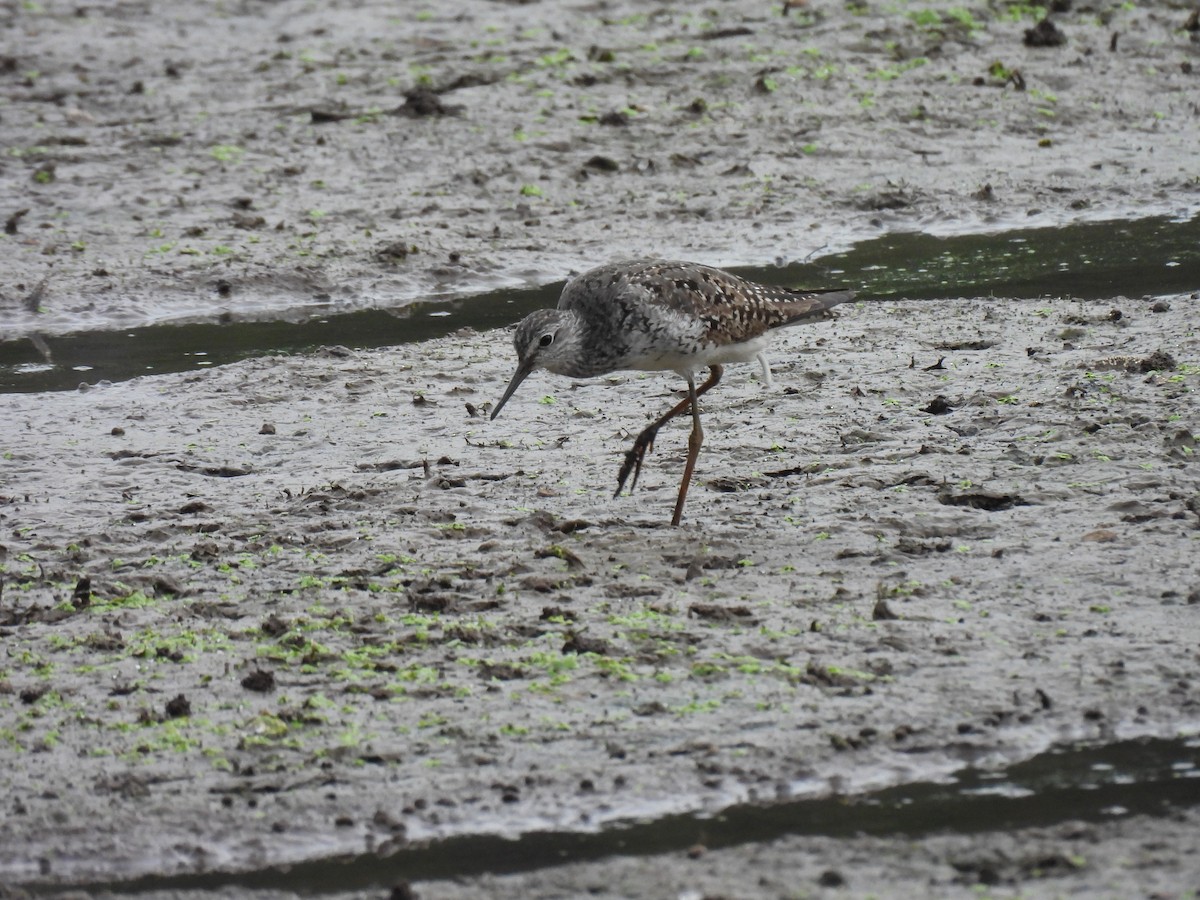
[538,332,554,348]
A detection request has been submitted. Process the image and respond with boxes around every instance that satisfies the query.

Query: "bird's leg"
[671,375,705,526]
[613,396,689,498]
[614,365,723,502]
[755,351,773,387]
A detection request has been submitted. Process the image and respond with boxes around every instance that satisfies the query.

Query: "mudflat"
[2,1,1198,897]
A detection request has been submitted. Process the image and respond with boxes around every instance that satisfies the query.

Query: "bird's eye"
[538,332,554,348]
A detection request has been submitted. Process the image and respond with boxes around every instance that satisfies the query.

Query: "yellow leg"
[615,365,724,504]
[671,375,705,526]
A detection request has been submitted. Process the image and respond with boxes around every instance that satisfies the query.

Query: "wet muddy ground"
[2,0,1200,897]
[4,0,1198,336]
[4,291,1200,896]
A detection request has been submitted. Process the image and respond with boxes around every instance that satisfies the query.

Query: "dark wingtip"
[824,289,856,306]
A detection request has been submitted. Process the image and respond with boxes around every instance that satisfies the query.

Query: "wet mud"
[3,0,1197,337]
[2,0,1199,897]
[4,290,1200,895]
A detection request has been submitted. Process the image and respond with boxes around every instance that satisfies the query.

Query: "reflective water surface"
[58,735,1200,896]
[2,214,1196,394]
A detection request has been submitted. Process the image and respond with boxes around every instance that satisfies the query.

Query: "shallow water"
[2,215,1196,394]
[55,735,1200,896]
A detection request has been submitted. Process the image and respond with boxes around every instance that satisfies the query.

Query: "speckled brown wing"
[619,261,854,347]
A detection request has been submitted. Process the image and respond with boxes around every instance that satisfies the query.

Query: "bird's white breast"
[626,333,772,377]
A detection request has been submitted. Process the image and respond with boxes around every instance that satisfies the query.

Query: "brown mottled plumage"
[490,259,854,525]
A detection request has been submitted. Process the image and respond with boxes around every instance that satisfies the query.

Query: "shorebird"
[490,260,854,525]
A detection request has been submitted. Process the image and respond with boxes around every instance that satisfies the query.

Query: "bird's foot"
[614,428,658,497]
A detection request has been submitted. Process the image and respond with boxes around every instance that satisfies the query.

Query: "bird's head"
[490,309,579,420]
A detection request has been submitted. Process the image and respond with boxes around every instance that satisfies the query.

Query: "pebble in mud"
[163,694,191,719]
[1024,17,1068,45]
[240,669,276,693]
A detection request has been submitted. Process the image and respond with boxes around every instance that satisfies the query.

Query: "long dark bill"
[490,358,536,420]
